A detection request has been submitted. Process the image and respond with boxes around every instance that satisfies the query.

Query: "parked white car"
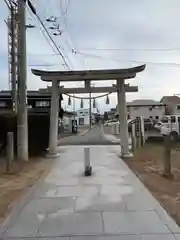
[160,115,180,141]
[154,121,163,130]
[104,120,119,126]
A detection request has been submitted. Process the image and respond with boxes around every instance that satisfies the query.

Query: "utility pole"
[73,93,76,123]
[6,3,18,112]
[11,5,18,113]
[89,91,92,130]
[17,0,28,161]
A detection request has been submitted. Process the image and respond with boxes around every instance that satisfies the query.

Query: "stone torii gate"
[32,64,146,158]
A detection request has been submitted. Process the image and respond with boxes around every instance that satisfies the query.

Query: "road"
[58,125,119,145]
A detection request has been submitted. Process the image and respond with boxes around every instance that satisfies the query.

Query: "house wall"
[76,109,89,126]
[63,116,71,125]
[167,105,180,115]
[76,109,96,126]
[128,105,165,120]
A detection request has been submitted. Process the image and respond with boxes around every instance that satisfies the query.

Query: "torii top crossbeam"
[31,65,146,82]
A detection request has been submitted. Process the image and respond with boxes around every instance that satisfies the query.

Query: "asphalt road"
[58,125,119,145]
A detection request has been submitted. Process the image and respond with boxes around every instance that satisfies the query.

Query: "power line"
[26,40,180,68]
[27,7,74,69]
[30,0,75,66]
[27,0,70,70]
[34,50,180,68]
[26,6,66,66]
[60,0,70,17]
[28,63,56,66]
[3,0,11,9]
[75,51,180,68]
[35,14,70,70]
[60,0,70,27]
[46,0,74,63]
[78,47,180,52]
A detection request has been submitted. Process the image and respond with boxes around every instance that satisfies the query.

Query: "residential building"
[160,96,180,115]
[76,109,96,126]
[0,89,63,114]
[125,99,165,120]
[106,108,117,120]
[61,111,77,132]
[0,89,64,153]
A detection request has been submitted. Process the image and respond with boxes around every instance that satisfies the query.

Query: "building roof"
[126,99,164,106]
[0,90,63,100]
[64,111,76,116]
[31,65,146,82]
[160,96,180,105]
[76,109,89,112]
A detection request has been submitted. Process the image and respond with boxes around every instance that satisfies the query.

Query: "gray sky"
[1,0,180,111]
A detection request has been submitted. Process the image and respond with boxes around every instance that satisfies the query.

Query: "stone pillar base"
[45,152,60,159]
[120,152,134,159]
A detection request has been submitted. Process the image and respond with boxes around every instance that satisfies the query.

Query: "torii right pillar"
[117,79,133,159]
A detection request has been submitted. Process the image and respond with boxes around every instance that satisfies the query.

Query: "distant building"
[121,99,165,120]
[61,111,77,132]
[62,111,76,122]
[0,89,63,114]
[76,109,96,126]
[108,108,117,120]
[160,96,180,115]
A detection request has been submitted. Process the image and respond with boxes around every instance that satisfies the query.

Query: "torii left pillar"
[48,79,60,157]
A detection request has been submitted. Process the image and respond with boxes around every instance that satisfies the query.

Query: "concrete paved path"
[58,126,119,145]
[1,146,180,239]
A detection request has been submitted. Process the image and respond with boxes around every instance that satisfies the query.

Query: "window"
[161,117,169,123]
[149,107,152,111]
[156,116,159,120]
[36,101,50,107]
[0,101,6,107]
[79,118,84,125]
[177,105,180,110]
[171,116,176,123]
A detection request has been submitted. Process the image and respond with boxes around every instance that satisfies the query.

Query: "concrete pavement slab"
[103,211,171,235]
[3,212,41,238]
[20,197,75,215]
[55,185,99,198]
[72,235,177,240]
[38,212,103,237]
[75,195,126,212]
[72,236,141,240]
[142,235,177,240]
[6,238,69,240]
[0,227,6,238]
